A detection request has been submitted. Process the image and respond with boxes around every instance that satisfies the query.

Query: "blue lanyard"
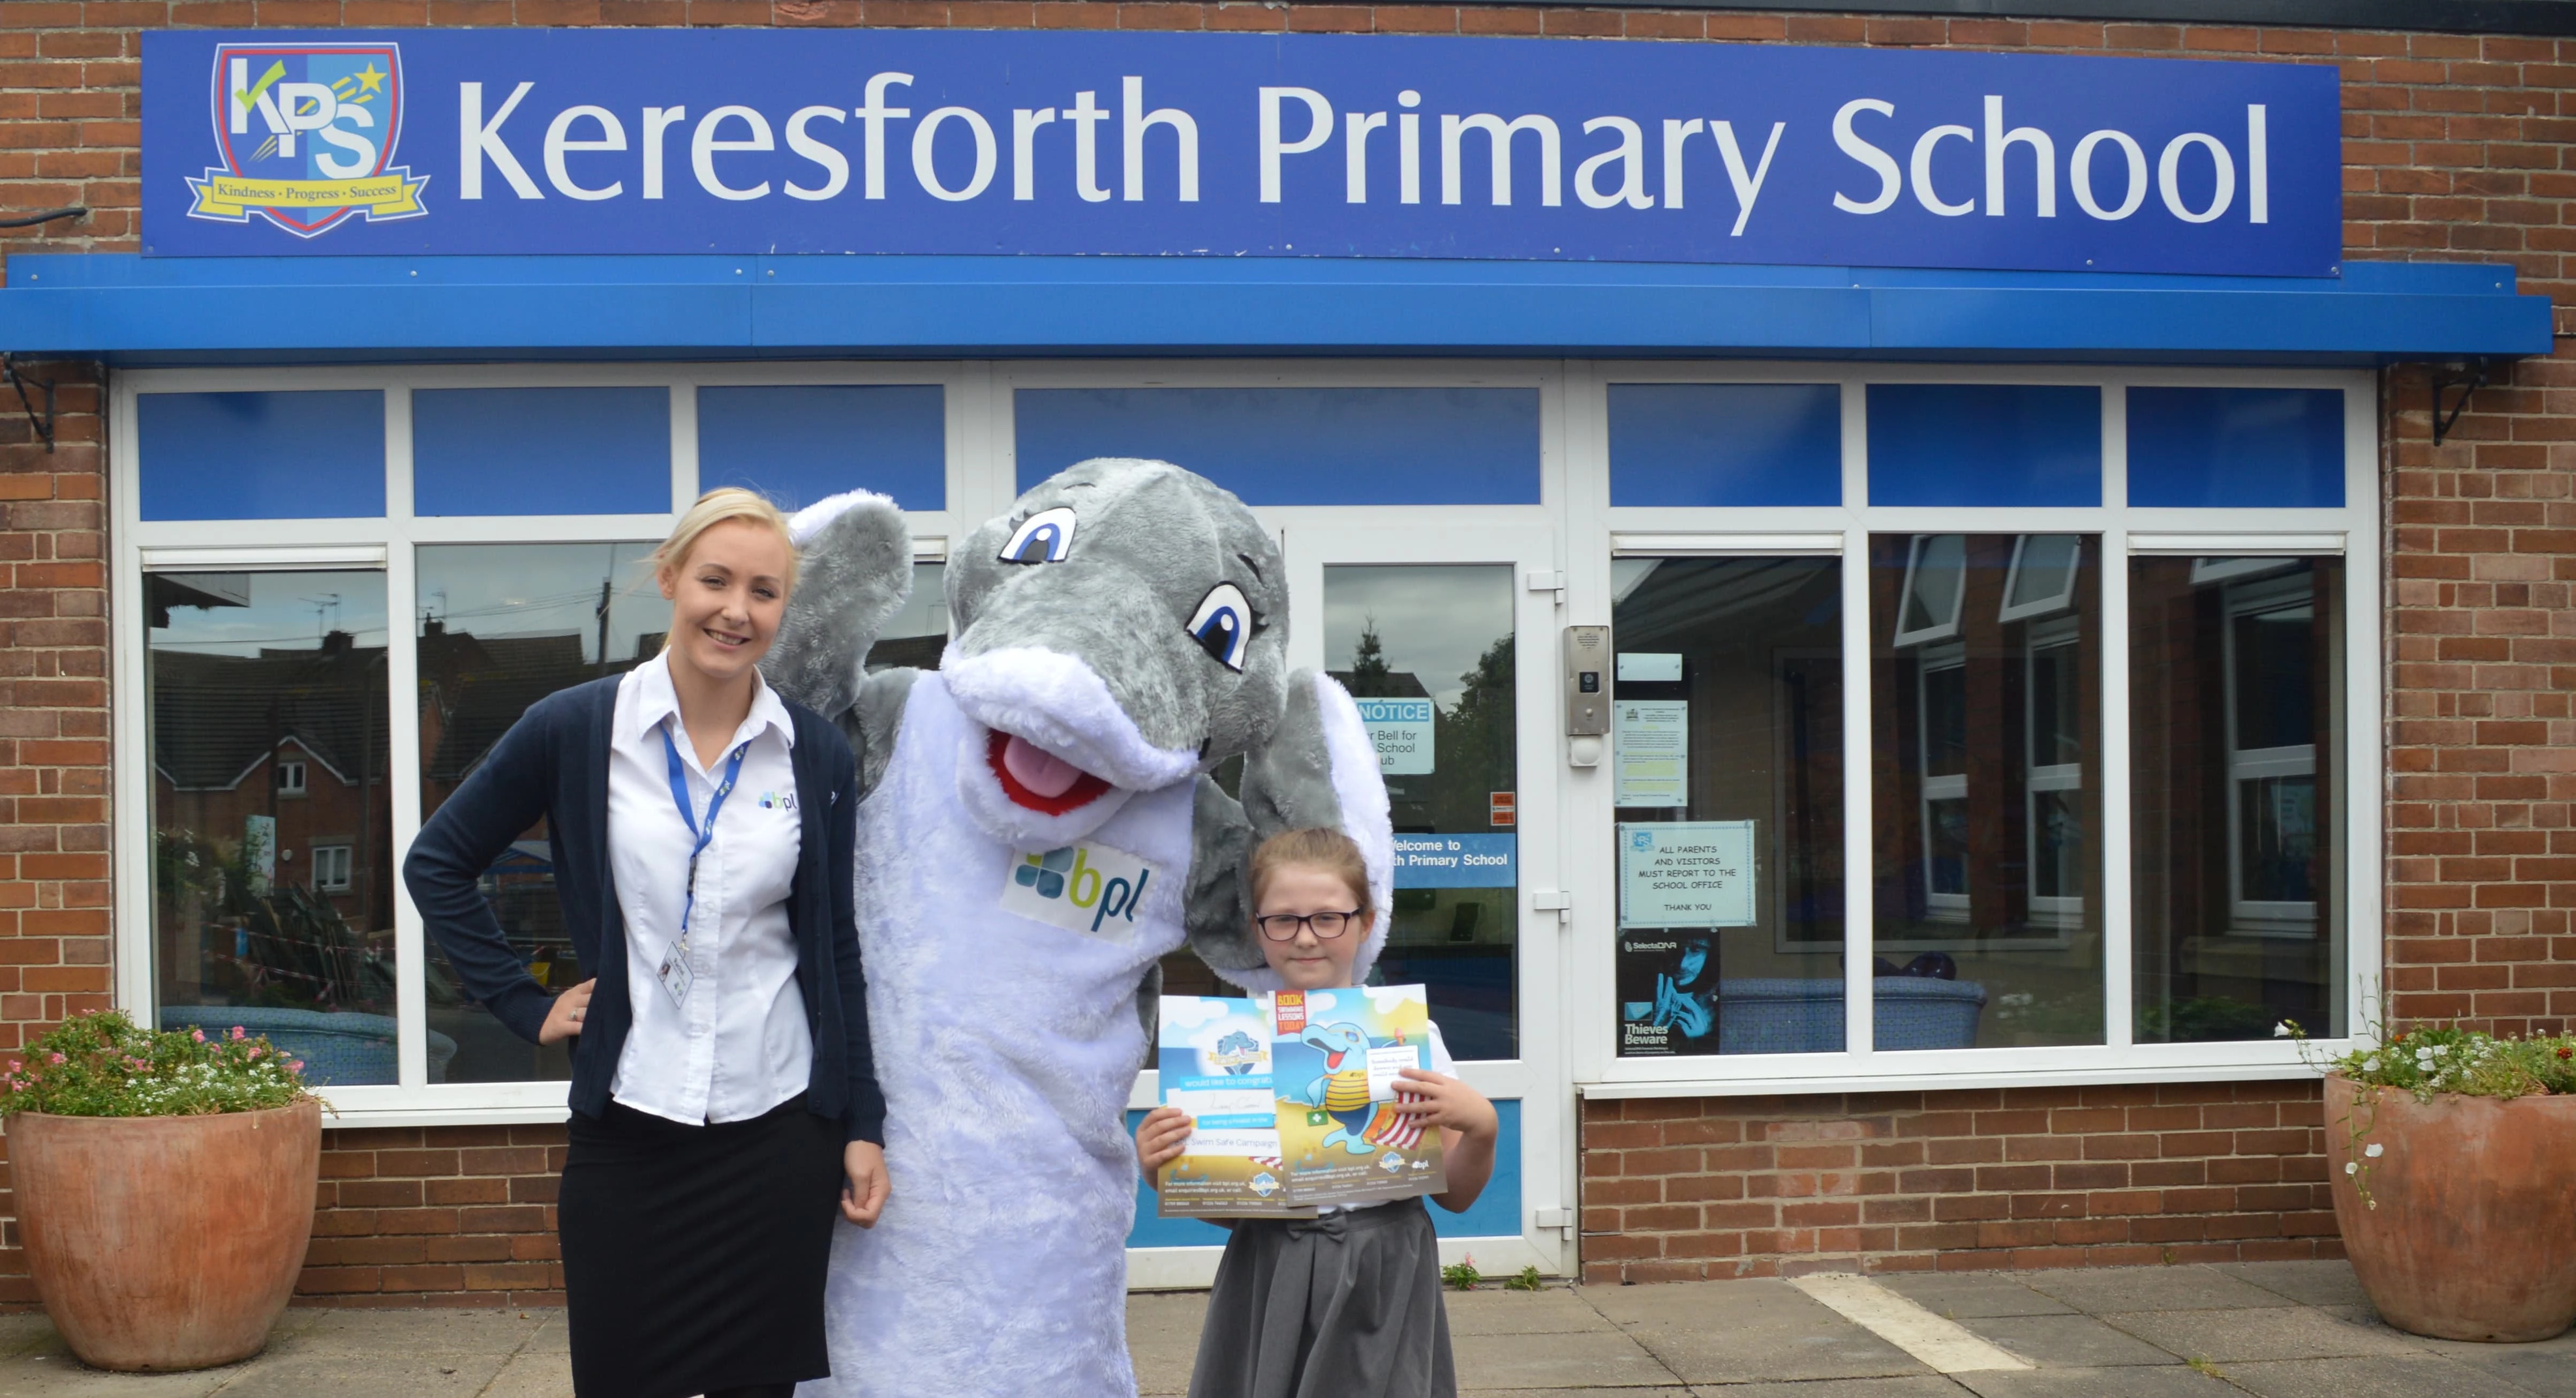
[661,722,750,945]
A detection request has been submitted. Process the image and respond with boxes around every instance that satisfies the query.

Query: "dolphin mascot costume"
[763,460,1393,1398]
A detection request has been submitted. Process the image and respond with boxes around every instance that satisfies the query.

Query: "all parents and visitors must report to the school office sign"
[142,30,2337,276]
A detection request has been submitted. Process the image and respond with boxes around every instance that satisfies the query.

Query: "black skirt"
[560,1094,845,1398]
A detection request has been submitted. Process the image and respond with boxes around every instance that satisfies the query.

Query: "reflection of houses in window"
[1878,534,2096,944]
[2216,569,2320,936]
[149,629,391,932]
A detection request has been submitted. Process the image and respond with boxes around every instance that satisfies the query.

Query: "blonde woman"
[406,488,889,1398]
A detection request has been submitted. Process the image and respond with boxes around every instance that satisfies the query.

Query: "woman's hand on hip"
[537,979,595,1046]
[842,1141,890,1227]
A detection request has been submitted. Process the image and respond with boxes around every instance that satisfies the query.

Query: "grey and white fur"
[764,460,1392,1398]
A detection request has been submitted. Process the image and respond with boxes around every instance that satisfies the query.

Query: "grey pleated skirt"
[1189,1197,1457,1398]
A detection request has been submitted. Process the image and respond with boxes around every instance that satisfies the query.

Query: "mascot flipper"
[765,461,1392,1398]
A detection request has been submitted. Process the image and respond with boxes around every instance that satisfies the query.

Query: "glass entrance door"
[1289,521,1569,1277]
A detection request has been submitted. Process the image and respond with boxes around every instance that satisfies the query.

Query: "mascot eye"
[1185,583,1257,672]
[998,507,1078,564]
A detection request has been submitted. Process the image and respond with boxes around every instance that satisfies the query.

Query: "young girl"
[1137,827,1497,1398]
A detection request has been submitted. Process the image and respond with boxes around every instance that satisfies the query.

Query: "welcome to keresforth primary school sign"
[140,30,2341,277]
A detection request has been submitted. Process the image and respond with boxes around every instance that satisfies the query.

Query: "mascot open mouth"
[987,729,1114,814]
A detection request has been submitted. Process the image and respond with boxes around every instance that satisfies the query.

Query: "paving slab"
[1584,1280,1930,1386]
[2209,1261,2373,1310]
[2219,1354,2541,1398]
[1464,1391,1692,1398]
[1689,1378,1970,1396]
[1952,1315,2181,1369]
[279,1309,549,1354]
[0,1353,237,1398]
[2100,1305,2426,1363]
[1875,1275,2077,1320]
[1448,1288,1622,1336]
[2410,1326,2576,1398]
[189,1349,510,1398]
[2016,1265,2294,1314]
[1126,1291,1210,1396]
[1452,1330,1683,1390]
[476,1348,574,1398]
[1954,1364,2241,1397]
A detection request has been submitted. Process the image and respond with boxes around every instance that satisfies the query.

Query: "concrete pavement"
[0,1261,2567,1396]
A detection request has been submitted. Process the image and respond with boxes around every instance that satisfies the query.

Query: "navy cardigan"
[402,676,885,1145]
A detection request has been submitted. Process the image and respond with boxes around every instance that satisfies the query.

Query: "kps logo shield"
[187,43,429,238]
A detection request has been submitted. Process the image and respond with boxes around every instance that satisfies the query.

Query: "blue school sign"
[140,30,2339,276]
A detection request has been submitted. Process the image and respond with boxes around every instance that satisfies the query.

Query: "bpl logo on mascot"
[1004,843,1158,940]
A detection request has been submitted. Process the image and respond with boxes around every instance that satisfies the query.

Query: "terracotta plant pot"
[2324,1075,2576,1342]
[9,1099,320,1370]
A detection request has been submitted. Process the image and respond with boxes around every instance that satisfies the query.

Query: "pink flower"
[246,1046,261,1059]
[289,1060,305,1073]
[47,1053,63,1065]
[191,1029,205,1043]
[230,1026,246,1041]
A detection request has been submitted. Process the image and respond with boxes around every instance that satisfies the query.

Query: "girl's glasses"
[1255,910,1360,942]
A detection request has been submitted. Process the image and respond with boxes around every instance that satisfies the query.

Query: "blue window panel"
[1867,384,2103,508]
[412,387,670,517]
[1015,388,1540,506]
[1609,383,1841,507]
[2127,387,2345,508]
[1125,1099,1524,1248]
[698,385,946,513]
[137,391,384,521]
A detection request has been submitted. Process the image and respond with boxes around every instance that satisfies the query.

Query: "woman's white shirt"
[606,652,810,1126]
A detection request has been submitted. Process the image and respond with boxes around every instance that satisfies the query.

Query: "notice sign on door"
[1619,821,1756,928]
[1614,700,1688,807]
[1357,698,1434,775]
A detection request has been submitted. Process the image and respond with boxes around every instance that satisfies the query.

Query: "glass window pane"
[413,387,671,517]
[416,544,672,1083]
[1872,535,2103,1049]
[866,563,949,671]
[1610,557,1844,1057]
[1013,388,1540,506]
[148,570,397,1084]
[137,391,385,521]
[2131,557,2344,1043]
[2127,387,2344,509]
[699,385,946,513]
[1325,565,1517,1060]
[1866,385,2102,508]
[1608,384,1840,507]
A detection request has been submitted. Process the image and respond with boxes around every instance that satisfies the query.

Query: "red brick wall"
[1579,1083,2337,1283]
[302,1125,566,1307]
[0,2,2566,1300]
[2383,356,2576,1038]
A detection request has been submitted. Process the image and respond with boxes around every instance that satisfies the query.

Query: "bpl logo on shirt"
[1000,842,1159,941]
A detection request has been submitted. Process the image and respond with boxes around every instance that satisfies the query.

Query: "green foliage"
[2290,1020,2576,1103]
[1,1011,311,1118]
[1441,1256,1481,1292]
[1504,1264,1545,1293]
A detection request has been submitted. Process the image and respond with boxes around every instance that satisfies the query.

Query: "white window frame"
[2222,572,2326,937]
[1571,363,2377,1102]
[310,843,354,893]
[274,757,307,796]
[109,361,2380,1134]
[2022,617,2084,931]
[1916,646,1971,924]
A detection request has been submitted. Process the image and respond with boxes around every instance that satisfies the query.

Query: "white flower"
[2344,1162,2359,1175]
[2273,1022,2292,1038]
[2364,1143,2384,1158]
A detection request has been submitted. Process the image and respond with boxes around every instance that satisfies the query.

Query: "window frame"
[111,360,2380,1124]
[1571,363,2378,1101]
